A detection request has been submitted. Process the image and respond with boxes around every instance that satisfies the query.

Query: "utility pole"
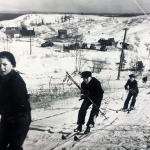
[6,35,9,51]
[75,36,78,72]
[78,34,83,73]
[117,28,128,80]
[29,30,32,55]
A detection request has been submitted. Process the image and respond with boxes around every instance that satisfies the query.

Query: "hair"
[81,71,92,78]
[0,51,16,67]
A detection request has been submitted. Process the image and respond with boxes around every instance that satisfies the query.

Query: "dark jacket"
[125,79,139,94]
[0,70,31,117]
[81,77,104,103]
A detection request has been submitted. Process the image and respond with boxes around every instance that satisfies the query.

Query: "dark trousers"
[77,97,102,127]
[123,92,137,109]
[0,112,31,150]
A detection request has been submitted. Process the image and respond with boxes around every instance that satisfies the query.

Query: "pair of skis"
[61,131,90,141]
[107,108,123,113]
[49,117,118,150]
[61,117,118,142]
[108,108,135,114]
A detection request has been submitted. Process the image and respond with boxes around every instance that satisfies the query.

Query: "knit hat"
[129,74,135,78]
[81,71,92,78]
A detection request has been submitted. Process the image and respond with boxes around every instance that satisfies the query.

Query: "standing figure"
[75,71,104,134]
[0,51,31,150]
[123,74,139,111]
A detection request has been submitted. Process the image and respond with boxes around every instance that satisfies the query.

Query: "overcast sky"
[0,0,150,14]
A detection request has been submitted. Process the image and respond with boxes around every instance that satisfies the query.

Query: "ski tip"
[61,134,67,140]
[74,135,80,141]
[48,130,54,134]
[104,117,109,120]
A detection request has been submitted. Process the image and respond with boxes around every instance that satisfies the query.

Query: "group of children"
[75,71,139,134]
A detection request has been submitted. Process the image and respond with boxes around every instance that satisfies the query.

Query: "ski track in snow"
[0,14,150,150]
[24,88,150,150]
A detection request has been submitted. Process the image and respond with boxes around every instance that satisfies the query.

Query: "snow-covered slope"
[0,14,150,91]
[0,14,150,150]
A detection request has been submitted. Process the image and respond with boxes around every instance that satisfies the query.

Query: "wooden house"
[20,26,35,37]
[58,29,67,39]
[5,27,21,38]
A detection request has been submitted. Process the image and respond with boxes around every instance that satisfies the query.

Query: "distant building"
[58,29,67,39]
[117,42,132,50]
[5,27,21,38]
[98,38,115,46]
[20,26,35,37]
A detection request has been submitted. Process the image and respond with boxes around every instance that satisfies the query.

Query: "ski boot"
[122,108,128,112]
[74,124,82,132]
[129,106,135,110]
[84,126,91,134]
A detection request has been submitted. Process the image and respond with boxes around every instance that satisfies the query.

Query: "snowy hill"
[0,14,150,91]
[0,14,150,150]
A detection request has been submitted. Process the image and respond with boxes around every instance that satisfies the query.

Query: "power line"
[133,0,148,16]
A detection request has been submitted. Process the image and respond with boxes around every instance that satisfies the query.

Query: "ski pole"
[66,72,82,91]
[66,72,108,120]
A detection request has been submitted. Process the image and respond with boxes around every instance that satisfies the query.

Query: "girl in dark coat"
[0,51,31,150]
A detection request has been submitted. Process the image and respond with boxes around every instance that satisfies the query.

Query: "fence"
[24,71,113,106]
[27,74,80,104]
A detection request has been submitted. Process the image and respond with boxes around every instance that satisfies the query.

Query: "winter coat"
[81,77,104,104]
[124,79,139,95]
[0,70,31,117]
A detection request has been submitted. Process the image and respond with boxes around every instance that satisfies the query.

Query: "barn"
[5,27,21,38]
[58,29,67,39]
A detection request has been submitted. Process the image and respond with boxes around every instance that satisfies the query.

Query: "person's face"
[130,77,135,82]
[83,77,91,84]
[0,58,13,76]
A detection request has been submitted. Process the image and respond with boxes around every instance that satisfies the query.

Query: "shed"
[58,29,67,39]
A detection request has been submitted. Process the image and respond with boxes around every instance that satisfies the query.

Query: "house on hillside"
[20,26,35,37]
[58,29,67,39]
[98,38,115,46]
[92,60,106,73]
[5,27,21,38]
[117,42,133,50]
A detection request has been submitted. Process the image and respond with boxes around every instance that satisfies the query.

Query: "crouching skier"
[0,51,31,150]
[123,74,139,111]
[74,71,104,134]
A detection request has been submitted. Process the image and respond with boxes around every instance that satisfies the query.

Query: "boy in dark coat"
[0,51,31,150]
[75,71,104,134]
[123,74,139,111]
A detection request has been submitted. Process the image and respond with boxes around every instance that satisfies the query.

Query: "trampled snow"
[0,13,150,150]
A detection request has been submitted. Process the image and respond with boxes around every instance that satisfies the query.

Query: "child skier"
[123,74,139,111]
[75,71,104,134]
